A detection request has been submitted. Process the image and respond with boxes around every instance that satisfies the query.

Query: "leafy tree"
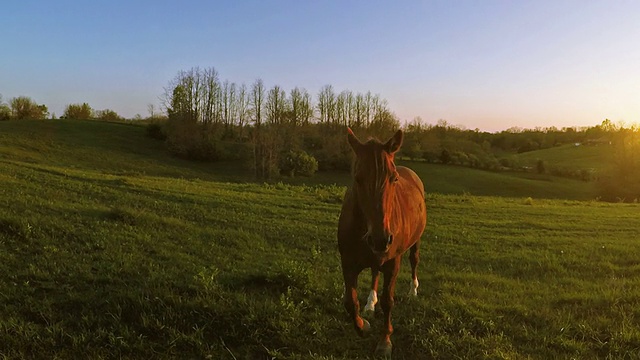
[96,109,122,121]
[167,85,190,122]
[0,94,11,120]
[10,96,48,119]
[63,103,94,119]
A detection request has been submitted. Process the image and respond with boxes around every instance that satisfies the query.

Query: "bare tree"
[222,80,236,129]
[250,79,265,127]
[353,92,365,128]
[250,79,269,179]
[265,85,287,125]
[147,104,156,119]
[290,87,303,127]
[236,83,249,138]
[300,89,314,126]
[364,91,374,126]
[336,90,354,127]
[202,67,220,125]
[317,85,336,124]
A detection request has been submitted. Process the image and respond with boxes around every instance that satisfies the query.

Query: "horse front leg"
[342,267,370,337]
[376,256,402,357]
[409,240,420,296]
[364,267,380,312]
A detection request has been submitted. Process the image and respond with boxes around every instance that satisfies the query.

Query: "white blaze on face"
[364,290,378,312]
[409,278,419,296]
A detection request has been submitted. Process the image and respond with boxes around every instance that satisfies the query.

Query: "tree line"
[4,67,639,201]
[156,67,640,201]
[161,67,397,134]
[158,67,401,178]
[0,94,144,121]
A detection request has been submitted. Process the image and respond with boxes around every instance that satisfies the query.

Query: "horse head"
[347,128,403,255]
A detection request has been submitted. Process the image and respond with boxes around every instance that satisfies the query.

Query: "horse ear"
[347,128,362,153]
[385,129,403,154]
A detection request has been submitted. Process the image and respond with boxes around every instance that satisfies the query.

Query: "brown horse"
[338,128,427,356]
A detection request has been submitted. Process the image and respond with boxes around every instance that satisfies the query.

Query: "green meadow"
[514,143,615,172]
[1,120,640,359]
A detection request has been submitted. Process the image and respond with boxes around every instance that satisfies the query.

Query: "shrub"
[440,149,451,164]
[279,150,318,177]
[313,147,351,171]
[146,121,167,140]
[422,150,439,163]
[467,153,481,168]
[579,168,594,181]
[499,158,512,168]
[186,137,224,161]
[452,151,469,166]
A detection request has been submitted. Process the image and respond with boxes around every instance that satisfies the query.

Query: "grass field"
[1,120,639,359]
[514,143,615,172]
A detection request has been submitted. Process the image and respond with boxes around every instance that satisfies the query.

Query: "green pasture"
[514,143,615,171]
[1,120,639,359]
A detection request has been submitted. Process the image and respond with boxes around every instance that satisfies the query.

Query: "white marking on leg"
[364,290,378,312]
[409,278,419,296]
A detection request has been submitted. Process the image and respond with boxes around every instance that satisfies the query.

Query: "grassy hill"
[0,119,597,201]
[514,143,615,171]
[1,119,638,359]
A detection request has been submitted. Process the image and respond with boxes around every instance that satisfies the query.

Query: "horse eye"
[391,174,399,183]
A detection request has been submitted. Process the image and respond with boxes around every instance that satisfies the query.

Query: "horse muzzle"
[366,234,393,254]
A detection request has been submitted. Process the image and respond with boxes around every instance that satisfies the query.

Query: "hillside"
[0,119,253,182]
[1,119,596,200]
[514,143,615,171]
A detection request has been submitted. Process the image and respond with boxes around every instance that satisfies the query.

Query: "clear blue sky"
[2,0,638,132]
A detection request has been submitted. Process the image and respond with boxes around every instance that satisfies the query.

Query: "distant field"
[514,143,615,171]
[1,119,638,359]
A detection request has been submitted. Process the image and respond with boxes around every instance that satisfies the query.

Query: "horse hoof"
[356,318,371,337]
[375,340,392,358]
[409,279,419,296]
[361,319,371,333]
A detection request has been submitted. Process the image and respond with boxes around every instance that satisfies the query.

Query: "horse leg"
[342,267,370,337]
[364,267,380,312]
[376,256,402,357]
[409,241,420,296]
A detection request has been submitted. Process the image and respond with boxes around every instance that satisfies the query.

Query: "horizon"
[2,1,638,132]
